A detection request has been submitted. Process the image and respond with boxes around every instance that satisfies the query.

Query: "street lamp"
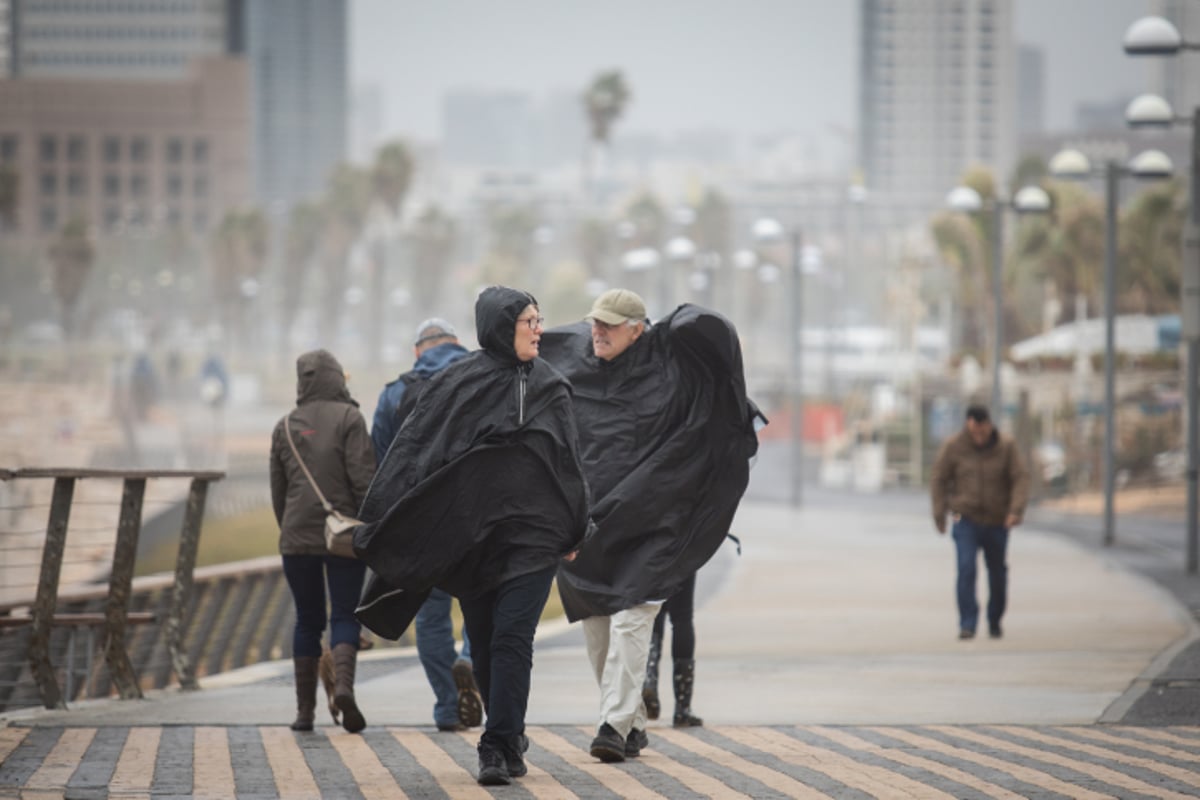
[945,183,1052,417]
[1049,146,1174,548]
[664,235,696,316]
[753,217,803,506]
[1124,12,1200,573]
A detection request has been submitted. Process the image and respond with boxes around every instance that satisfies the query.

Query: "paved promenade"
[2,497,1199,797]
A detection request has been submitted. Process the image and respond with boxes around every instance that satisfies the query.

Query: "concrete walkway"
[7,496,1192,730]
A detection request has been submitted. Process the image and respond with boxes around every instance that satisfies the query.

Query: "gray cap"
[413,317,457,346]
[587,288,647,325]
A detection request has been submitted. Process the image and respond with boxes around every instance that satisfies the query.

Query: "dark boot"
[332,642,366,733]
[672,659,703,728]
[643,625,663,720]
[290,656,319,732]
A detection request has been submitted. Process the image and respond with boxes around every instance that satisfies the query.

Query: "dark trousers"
[652,573,696,660]
[951,518,1009,633]
[460,565,556,755]
[282,553,366,658]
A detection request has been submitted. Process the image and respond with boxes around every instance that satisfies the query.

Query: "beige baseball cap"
[586,289,647,325]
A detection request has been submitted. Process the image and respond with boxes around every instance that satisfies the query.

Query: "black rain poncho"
[353,287,590,639]
[538,303,761,621]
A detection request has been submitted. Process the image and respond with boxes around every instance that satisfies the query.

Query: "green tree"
[1118,178,1184,314]
[371,140,414,217]
[47,218,95,338]
[1010,153,1048,192]
[366,141,415,366]
[929,167,996,356]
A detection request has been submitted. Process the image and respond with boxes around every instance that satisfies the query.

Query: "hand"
[562,550,578,562]
[1005,514,1020,529]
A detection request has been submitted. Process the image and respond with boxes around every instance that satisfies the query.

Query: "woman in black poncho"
[354,286,589,786]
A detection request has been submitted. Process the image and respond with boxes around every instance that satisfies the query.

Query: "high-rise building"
[0,57,250,239]
[1017,45,1044,137]
[4,0,346,212]
[7,0,232,80]
[858,0,1016,217]
[1154,0,1200,117]
[243,0,347,213]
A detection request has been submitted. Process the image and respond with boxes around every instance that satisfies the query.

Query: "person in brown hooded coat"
[269,349,376,732]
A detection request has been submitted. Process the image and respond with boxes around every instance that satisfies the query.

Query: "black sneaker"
[958,629,976,640]
[477,744,510,786]
[625,728,648,758]
[506,734,529,777]
[589,723,626,763]
[989,624,1003,639]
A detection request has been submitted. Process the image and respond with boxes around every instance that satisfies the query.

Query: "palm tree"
[1118,179,1184,315]
[280,201,323,355]
[318,164,372,347]
[409,204,455,315]
[47,218,95,339]
[582,70,631,200]
[210,209,269,347]
[366,140,415,366]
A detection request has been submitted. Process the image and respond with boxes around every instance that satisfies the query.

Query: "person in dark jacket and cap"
[370,317,483,733]
[270,349,376,734]
[354,286,590,786]
[539,288,761,764]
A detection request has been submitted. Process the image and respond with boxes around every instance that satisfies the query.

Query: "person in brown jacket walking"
[270,349,376,732]
[930,405,1029,640]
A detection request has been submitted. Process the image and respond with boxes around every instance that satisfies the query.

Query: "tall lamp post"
[944,184,1052,418]
[753,217,803,507]
[1124,14,1200,572]
[1049,147,1174,548]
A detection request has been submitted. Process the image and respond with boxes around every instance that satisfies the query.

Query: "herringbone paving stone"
[1,724,1198,798]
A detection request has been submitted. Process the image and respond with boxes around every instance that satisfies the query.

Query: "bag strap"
[283,413,334,514]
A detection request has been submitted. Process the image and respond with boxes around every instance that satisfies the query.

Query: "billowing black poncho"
[353,286,590,639]
[538,304,761,621]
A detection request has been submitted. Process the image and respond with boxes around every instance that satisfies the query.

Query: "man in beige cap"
[540,288,760,764]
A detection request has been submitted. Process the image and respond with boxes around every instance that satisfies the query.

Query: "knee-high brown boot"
[332,642,366,733]
[290,656,319,732]
[672,659,703,728]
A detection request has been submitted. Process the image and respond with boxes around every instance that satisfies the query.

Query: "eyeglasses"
[517,315,545,331]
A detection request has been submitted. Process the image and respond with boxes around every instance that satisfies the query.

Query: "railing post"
[167,477,210,690]
[29,477,74,709]
[104,477,146,699]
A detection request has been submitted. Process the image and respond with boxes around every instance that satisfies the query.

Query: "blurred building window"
[167,137,184,164]
[104,205,121,231]
[130,137,148,163]
[193,175,208,198]
[66,136,86,162]
[167,173,183,197]
[40,172,57,196]
[0,136,17,162]
[130,174,147,197]
[104,174,120,197]
[104,137,121,163]
[193,209,208,231]
[40,204,58,232]
[67,173,86,197]
[40,136,57,162]
[193,139,209,164]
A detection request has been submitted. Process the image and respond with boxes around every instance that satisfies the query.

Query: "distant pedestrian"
[370,316,483,732]
[643,573,703,727]
[270,350,376,733]
[930,404,1029,640]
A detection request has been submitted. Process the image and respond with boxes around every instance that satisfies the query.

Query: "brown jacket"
[930,428,1029,528]
[270,350,376,556]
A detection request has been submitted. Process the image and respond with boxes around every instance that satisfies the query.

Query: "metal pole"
[991,203,1004,417]
[791,228,804,507]
[1187,109,1200,573]
[1103,162,1119,547]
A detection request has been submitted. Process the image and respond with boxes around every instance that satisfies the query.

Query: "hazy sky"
[351,0,1157,147]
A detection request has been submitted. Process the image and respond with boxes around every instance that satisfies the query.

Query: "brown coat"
[930,428,1029,528]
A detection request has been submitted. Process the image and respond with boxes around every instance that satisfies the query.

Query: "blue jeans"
[415,587,473,727]
[952,517,1009,633]
[282,554,366,657]
[460,565,556,756]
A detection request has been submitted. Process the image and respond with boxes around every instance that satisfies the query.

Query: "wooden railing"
[0,468,223,710]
